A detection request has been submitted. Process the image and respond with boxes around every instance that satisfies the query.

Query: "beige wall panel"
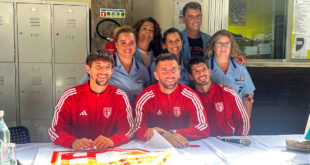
[133,0,208,33]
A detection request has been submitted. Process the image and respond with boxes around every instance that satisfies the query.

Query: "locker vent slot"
[31,76,42,85]
[29,17,40,27]
[66,76,77,86]
[66,19,76,29]
[0,16,2,26]
[0,76,4,85]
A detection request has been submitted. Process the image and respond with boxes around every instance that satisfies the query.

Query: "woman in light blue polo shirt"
[205,30,255,118]
[80,25,150,107]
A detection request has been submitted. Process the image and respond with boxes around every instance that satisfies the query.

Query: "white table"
[16,134,310,165]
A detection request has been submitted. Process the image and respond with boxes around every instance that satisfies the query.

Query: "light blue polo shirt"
[208,56,255,101]
[110,53,150,107]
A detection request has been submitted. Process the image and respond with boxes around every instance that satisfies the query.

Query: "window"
[228,0,288,60]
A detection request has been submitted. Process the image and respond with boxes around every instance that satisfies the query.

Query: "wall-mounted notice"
[291,0,310,59]
[174,2,186,31]
[100,8,125,18]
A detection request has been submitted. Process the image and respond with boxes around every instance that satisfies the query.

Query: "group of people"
[49,2,255,150]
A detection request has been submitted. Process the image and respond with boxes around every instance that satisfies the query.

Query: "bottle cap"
[0,110,3,117]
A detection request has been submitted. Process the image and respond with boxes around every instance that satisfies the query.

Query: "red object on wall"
[105,34,117,55]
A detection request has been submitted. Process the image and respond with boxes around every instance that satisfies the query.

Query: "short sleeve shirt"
[208,57,255,101]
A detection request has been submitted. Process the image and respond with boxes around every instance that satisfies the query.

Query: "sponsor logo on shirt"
[215,102,224,112]
[79,110,87,116]
[103,107,112,118]
[157,110,162,116]
[173,107,181,117]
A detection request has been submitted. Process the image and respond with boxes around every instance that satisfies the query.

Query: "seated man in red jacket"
[135,53,209,148]
[49,51,135,151]
[186,56,250,136]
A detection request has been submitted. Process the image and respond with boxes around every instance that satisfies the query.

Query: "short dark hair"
[162,28,182,43]
[86,50,114,67]
[183,2,201,17]
[186,56,209,74]
[155,53,178,68]
[115,25,137,42]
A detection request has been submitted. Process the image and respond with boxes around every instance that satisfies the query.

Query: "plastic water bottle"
[0,110,10,147]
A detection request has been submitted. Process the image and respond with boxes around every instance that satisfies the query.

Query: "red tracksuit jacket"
[49,82,135,148]
[198,83,250,136]
[135,83,209,141]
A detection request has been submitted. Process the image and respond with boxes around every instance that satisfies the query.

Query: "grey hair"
[182,2,201,17]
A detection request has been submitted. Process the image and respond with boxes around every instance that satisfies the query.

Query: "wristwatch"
[169,129,177,134]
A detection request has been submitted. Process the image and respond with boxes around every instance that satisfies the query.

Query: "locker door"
[54,5,88,63]
[19,63,53,120]
[0,63,16,127]
[17,3,52,63]
[0,3,14,62]
[21,119,51,142]
[55,64,85,102]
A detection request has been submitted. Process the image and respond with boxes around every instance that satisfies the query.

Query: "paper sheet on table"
[146,130,173,149]
[33,147,68,165]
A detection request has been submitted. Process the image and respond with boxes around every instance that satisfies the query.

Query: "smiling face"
[138,21,154,44]
[163,32,183,57]
[189,62,211,87]
[154,60,180,94]
[86,60,113,88]
[214,35,232,58]
[115,32,136,59]
[184,8,202,32]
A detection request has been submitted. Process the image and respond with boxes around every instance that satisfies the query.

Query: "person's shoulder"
[136,60,149,72]
[133,48,141,59]
[200,31,211,38]
[135,84,157,103]
[72,83,88,92]
[141,84,156,94]
[222,85,239,98]
[181,29,187,36]
[179,83,199,96]
[60,83,86,99]
[106,84,118,92]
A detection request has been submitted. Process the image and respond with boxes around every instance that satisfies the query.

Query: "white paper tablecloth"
[16,134,309,165]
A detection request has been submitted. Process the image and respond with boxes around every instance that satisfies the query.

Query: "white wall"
[133,0,209,34]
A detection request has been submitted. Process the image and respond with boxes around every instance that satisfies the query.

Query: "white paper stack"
[242,46,258,55]
[257,43,271,54]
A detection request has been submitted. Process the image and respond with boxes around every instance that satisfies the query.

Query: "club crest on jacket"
[103,107,112,118]
[215,102,224,112]
[173,107,181,117]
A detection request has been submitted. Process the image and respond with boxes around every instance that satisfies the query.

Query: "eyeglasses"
[216,42,231,47]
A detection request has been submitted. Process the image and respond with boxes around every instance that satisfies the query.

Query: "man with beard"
[186,56,250,136]
[49,51,135,150]
[135,53,209,148]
